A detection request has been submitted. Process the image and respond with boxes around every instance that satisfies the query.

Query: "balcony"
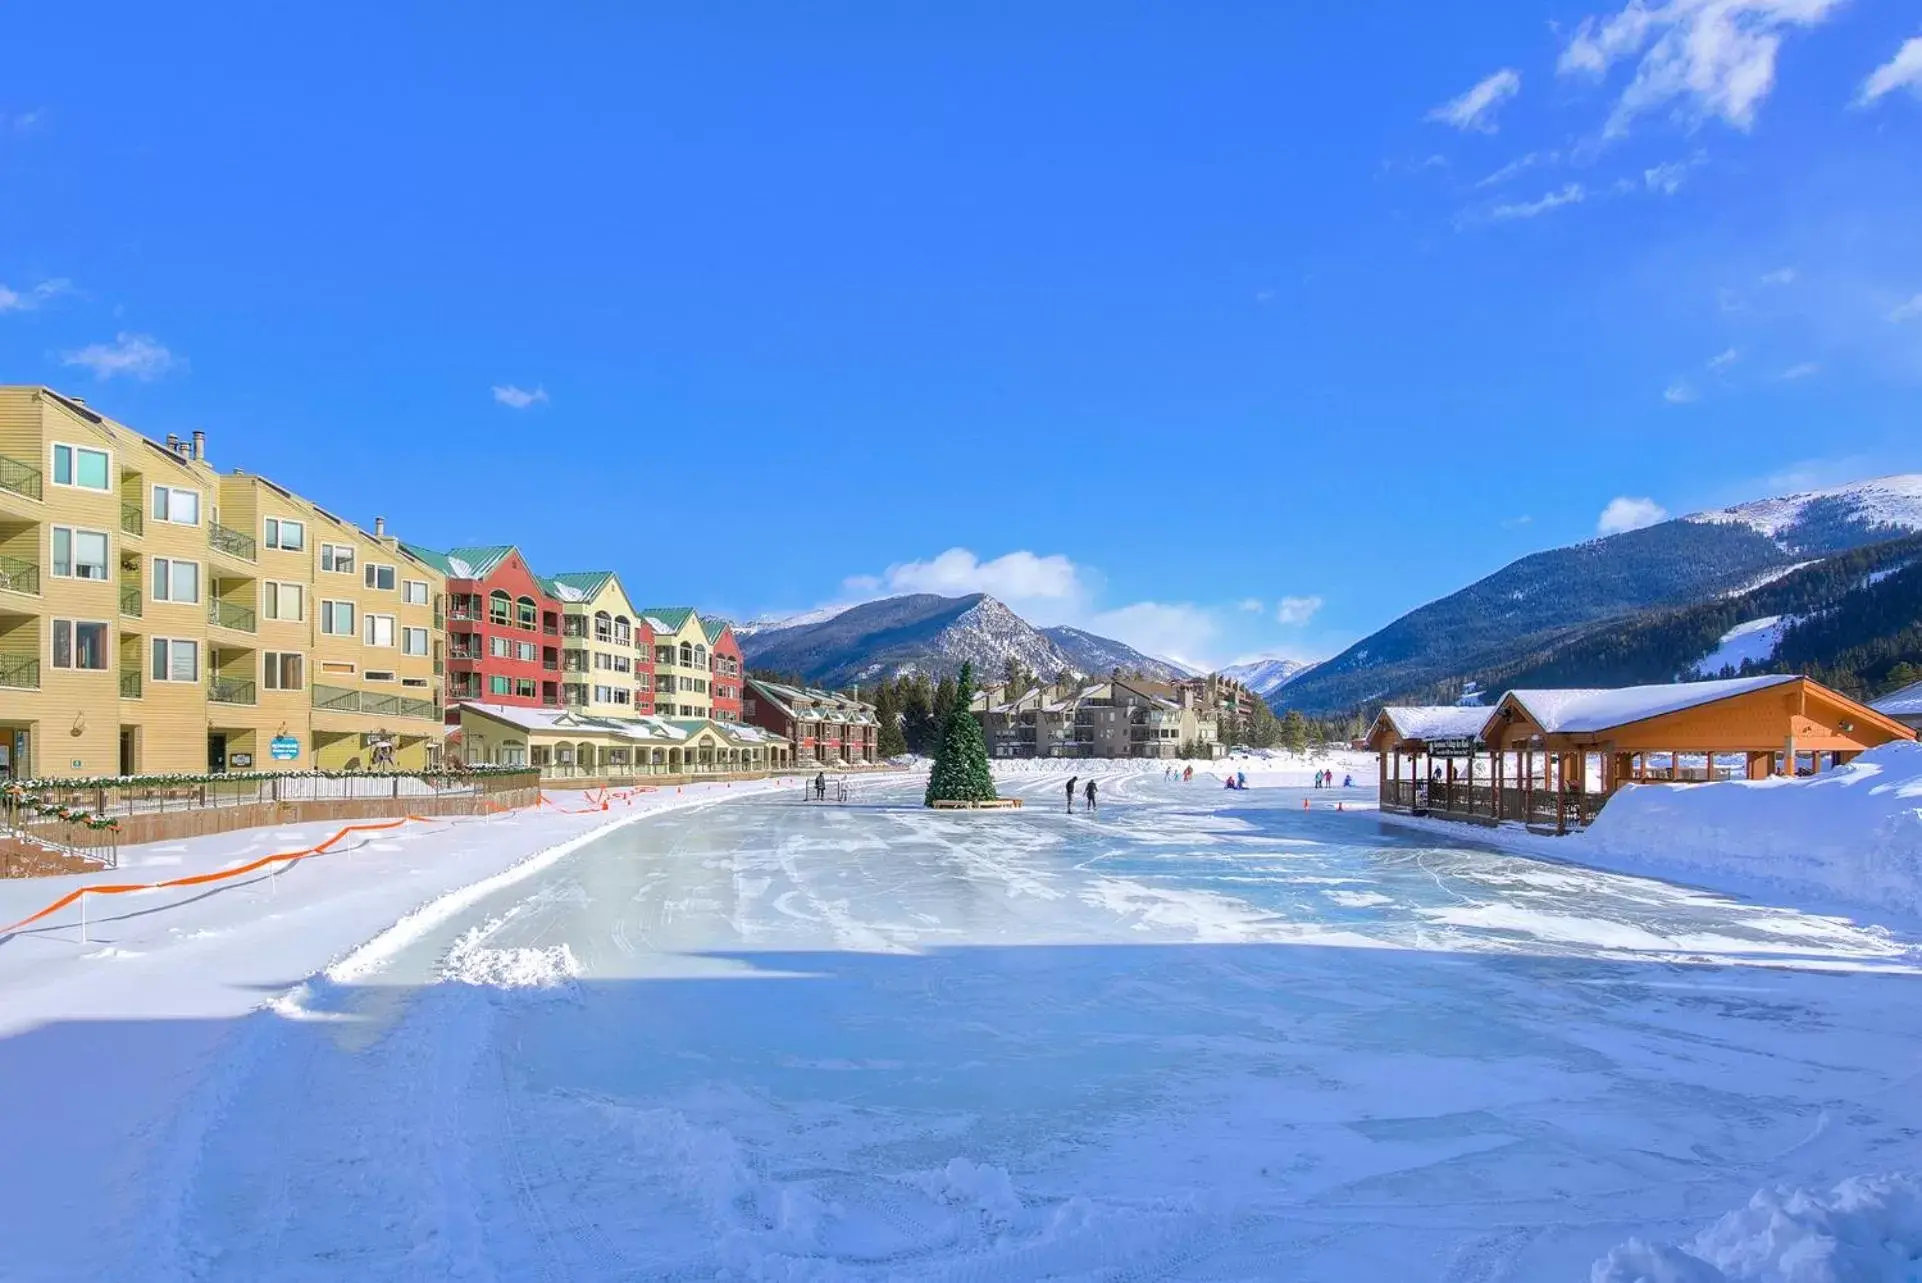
[119,501,144,537]
[311,683,438,721]
[0,454,41,504]
[209,675,257,705]
[207,598,258,632]
[119,584,142,618]
[0,653,38,690]
[0,553,38,596]
[119,668,141,699]
[208,521,257,562]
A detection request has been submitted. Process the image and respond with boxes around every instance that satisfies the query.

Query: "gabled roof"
[548,571,616,602]
[439,545,517,579]
[702,617,735,644]
[1872,680,1922,719]
[400,543,456,577]
[1502,674,1799,735]
[643,606,696,632]
[1376,706,1493,743]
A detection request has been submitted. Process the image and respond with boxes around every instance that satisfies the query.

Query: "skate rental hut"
[1374,674,1914,834]
[1366,705,1504,825]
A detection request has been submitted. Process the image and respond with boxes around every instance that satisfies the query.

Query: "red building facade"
[707,621,745,723]
[743,677,879,765]
[404,544,563,719]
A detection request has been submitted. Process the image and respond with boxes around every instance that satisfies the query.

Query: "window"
[517,597,537,628]
[150,637,199,683]
[614,655,631,673]
[658,674,676,695]
[594,611,612,642]
[320,599,355,635]
[51,527,110,580]
[263,652,305,691]
[321,543,355,574]
[515,641,537,662]
[52,443,110,491]
[612,688,631,705]
[365,670,395,682]
[264,581,304,622]
[515,678,536,699]
[489,591,512,625]
[402,677,428,688]
[152,557,202,604]
[320,660,356,676]
[364,563,396,592]
[403,579,429,606]
[489,675,512,696]
[52,620,109,671]
[593,651,610,671]
[402,626,428,656]
[638,674,653,692]
[594,684,614,703]
[490,635,511,658]
[364,613,396,647]
[656,645,674,665]
[264,517,305,551]
[151,485,201,525]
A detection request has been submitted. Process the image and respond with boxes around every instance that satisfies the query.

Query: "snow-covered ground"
[4,766,1920,1279]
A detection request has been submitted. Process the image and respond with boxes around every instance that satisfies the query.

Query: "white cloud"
[1889,294,1922,323]
[1664,379,1698,403]
[1487,182,1587,222]
[841,574,882,594]
[1275,595,1324,626]
[1707,346,1739,372]
[1598,495,1670,534]
[1779,361,1820,379]
[491,384,548,409]
[1760,266,1796,286]
[1427,68,1523,133]
[878,548,1088,606]
[1856,34,1922,107]
[1476,150,1558,188]
[1501,514,1535,528]
[1559,0,1846,137]
[0,278,71,312]
[1237,598,1264,613]
[1084,601,1220,672]
[1643,159,1693,194]
[61,332,177,380]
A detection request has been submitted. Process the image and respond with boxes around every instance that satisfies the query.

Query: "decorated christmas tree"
[924,661,998,806]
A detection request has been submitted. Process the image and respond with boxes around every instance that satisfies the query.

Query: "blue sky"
[3,4,1920,671]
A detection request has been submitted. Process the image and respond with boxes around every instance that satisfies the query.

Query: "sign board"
[1424,736,1483,758]
[229,753,254,768]
[269,736,301,762]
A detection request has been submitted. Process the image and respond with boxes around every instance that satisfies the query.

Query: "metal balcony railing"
[310,683,438,720]
[0,653,38,690]
[208,521,257,561]
[0,553,39,596]
[120,668,141,699]
[208,675,257,705]
[208,598,257,632]
[119,584,142,617]
[0,454,41,502]
[120,501,144,536]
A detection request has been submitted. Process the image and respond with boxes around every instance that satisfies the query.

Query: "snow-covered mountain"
[1219,656,1315,698]
[738,594,1189,687]
[1686,475,1922,554]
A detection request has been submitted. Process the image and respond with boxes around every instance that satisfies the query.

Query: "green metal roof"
[701,617,735,643]
[643,606,696,632]
[398,543,455,576]
[400,543,520,581]
[549,571,617,601]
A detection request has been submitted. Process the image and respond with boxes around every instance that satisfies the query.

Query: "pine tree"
[900,678,936,755]
[925,662,998,805]
[1279,708,1311,754]
[873,681,907,758]
[933,674,958,729]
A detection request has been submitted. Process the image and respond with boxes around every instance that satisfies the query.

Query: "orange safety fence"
[0,795,557,938]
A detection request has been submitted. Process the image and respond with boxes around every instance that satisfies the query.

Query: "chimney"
[191,430,206,461]
[374,515,387,537]
[165,434,181,453]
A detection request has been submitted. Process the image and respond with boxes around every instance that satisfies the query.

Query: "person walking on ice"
[1065,775,1078,812]
[1084,778,1098,813]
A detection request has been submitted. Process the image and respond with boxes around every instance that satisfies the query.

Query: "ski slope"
[3,767,1920,1279]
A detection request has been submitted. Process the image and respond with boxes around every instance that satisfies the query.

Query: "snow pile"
[441,924,581,991]
[1592,1172,1922,1281]
[921,1157,1025,1227]
[1582,742,1922,920]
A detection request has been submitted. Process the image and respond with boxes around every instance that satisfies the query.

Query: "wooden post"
[1555,752,1567,836]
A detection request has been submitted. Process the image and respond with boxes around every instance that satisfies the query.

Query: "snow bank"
[1581,743,1922,920]
[1592,1172,1922,1281]
[441,921,582,991]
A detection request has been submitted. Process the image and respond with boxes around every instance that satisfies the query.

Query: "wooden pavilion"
[1369,674,1914,834]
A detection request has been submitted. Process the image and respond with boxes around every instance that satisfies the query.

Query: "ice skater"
[1084,778,1098,812]
[1065,775,1078,812]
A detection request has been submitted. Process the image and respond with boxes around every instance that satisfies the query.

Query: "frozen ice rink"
[48,768,1922,1279]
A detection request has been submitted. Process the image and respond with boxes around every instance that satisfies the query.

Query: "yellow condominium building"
[0,386,445,779]
[543,571,650,718]
[643,606,714,720]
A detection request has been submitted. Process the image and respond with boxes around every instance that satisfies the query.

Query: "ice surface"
[5,766,1921,1280]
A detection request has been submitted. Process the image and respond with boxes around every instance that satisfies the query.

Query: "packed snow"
[1691,614,1792,676]
[1508,674,1799,734]
[4,763,1921,1280]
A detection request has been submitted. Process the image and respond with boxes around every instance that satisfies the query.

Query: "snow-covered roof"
[1505,674,1799,734]
[1378,706,1493,742]
[1872,680,1922,720]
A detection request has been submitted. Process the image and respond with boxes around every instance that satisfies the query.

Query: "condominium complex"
[743,678,880,765]
[973,675,1221,759]
[0,386,444,778]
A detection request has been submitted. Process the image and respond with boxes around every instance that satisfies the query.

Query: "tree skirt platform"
[927,798,1023,810]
